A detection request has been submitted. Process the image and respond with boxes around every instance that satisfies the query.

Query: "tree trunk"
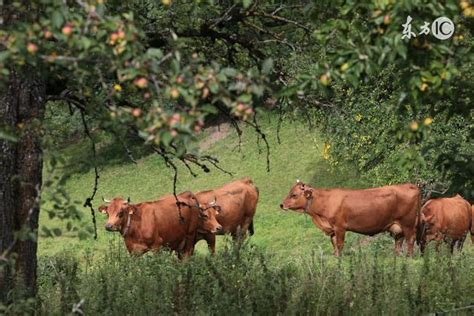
[0,69,45,303]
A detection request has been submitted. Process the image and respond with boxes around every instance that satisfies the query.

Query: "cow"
[194,178,259,253]
[471,205,474,244]
[280,180,421,256]
[98,191,220,258]
[418,195,472,253]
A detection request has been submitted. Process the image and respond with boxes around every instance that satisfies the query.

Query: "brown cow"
[471,205,474,244]
[418,195,472,253]
[99,191,219,257]
[280,181,421,256]
[194,178,259,253]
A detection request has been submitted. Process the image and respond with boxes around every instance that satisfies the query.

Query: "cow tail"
[249,220,255,236]
[415,190,424,246]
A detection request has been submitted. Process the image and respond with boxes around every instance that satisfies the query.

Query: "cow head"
[280,180,313,212]
[417,203,436,252]
[198,198,223,234]
[99,197,134,232]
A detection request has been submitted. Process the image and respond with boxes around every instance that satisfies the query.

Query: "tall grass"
[36,240,474,315]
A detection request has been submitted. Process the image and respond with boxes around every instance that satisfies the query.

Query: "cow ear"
[127,205,135,215]
[98,205,108,214]
[423,212,434,223]
[304,189,313,199]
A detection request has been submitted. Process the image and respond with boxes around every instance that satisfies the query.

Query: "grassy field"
[35,114,474,315]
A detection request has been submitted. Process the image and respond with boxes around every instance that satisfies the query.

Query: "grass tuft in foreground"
[36,240,474,315]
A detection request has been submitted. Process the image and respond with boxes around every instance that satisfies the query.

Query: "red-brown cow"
[99,191,220,257]
[471,205,474,244]
[280,181,421,256]
[418,195,472,253]
[194,178,259,253]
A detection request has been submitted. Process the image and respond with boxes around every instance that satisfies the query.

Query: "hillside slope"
[39,114,405,259]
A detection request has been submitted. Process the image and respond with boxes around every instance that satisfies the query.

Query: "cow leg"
[404,231,416,256]
[394,234,404,255]
[332,230,345,256]
[457,235,466,251]
[178,235,197,259]
[234,225,248,241]
[435,240,442,252]
[330,234,337,254]
[449,240,456,254]
[204,234,216,254]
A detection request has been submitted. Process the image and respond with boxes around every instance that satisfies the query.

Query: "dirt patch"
[199,122,232,151]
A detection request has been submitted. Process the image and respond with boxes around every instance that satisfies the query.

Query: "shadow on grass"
[46,132,155,176]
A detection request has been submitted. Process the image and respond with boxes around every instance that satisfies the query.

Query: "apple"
[132,108,142,117]
[170,87,179,99]
[62,24,73,36]
[134,77,148,88]
[319,73,330,86]
[26,43,38,54]
[44,30,52,39]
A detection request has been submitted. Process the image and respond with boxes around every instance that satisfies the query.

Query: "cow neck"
[304,187,318,214]
[304,196,313,214]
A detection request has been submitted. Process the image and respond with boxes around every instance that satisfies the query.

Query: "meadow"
[35,115,474,315]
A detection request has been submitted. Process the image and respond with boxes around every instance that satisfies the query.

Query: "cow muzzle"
[105,223,119,232]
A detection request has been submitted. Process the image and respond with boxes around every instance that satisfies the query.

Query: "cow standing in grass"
[280,181,421,256]
[99,192,220,258]
[418,195,472,253]
[471,205,474,244]
[194,178,259,253]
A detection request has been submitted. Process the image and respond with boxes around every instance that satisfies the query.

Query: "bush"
[37,240,474,315]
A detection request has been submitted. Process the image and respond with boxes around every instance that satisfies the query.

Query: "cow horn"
[210,197,217,206]
[296,179,300,183]
[102,197,111,203]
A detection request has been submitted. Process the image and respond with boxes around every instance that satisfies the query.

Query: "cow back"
[196,178,258,235]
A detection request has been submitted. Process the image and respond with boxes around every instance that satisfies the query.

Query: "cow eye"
[118,211,124,218]
[291,194,297,199]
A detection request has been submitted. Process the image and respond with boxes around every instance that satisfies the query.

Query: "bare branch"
[79,109,98,240]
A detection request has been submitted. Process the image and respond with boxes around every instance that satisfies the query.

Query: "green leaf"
[51,10,64,29]
[161,131,173,146]
[0,130,18,142]
[146,48,163,59]
[276,85,298,98]
[209,82,219,94]
[262,58,273,75]
[221,67,237,77]
[243,0,252,9]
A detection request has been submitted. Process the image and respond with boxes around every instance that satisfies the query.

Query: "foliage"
[286,0,473,198]
[0,0,312,165]
[34,240,474,315]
